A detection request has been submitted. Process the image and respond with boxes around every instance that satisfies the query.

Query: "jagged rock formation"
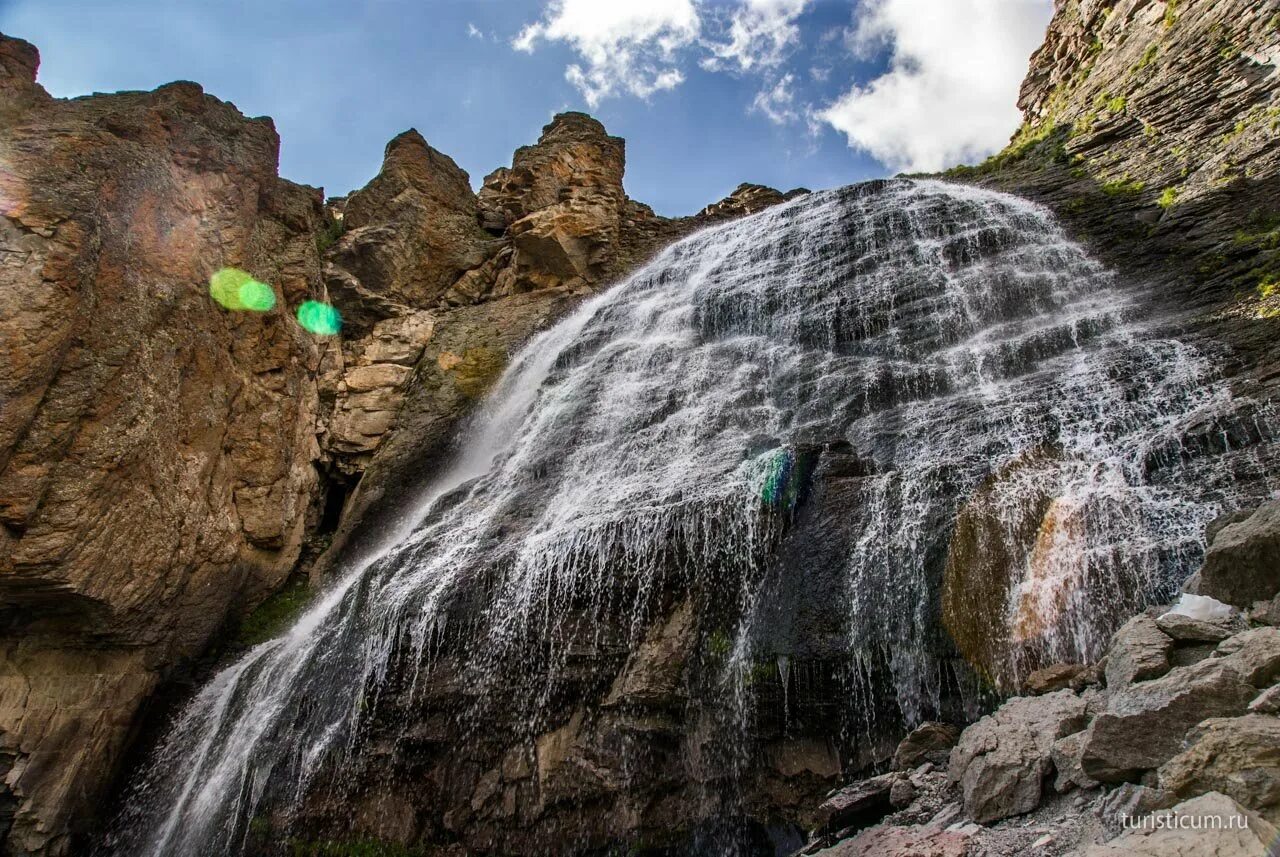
[313,112,808,570]
[0,36,328,856]
[0,34,801,855]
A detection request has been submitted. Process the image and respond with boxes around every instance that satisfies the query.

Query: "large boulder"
[1084,792,1276,857]
[1080,658,1256,782]
[1158,715,1280,823]
[1104,614,1173,690]
[1197,501,1280,609]
[948,689,1089,823]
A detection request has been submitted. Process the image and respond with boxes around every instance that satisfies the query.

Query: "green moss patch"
[234,576,313,649]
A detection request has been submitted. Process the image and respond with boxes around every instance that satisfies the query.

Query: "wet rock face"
[957,0,1280,386]
[0,35,326,855]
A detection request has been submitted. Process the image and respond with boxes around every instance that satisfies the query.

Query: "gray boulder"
[1080,658,1256,782]
[1155,611,1246,643]
[1222,627,1280,687]
[1158,714,1280,824]
[1095,783,1177,838]
[1084,792,1276,856]
[1249,685,1280,715]
[1051,730,1099,793]
[948,689,1089,823]
[1198,501,1280,608]
[1105,614,1173,690]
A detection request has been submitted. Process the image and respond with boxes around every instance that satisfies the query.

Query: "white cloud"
[702,0,811,73]
[512,0,701,106]
[466,23,484,40]
[818,0,1053,173]
[751,73,799,124]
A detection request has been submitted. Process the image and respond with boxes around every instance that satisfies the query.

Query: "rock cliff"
[0,33,802,855]
[951,0,1280,375]
[0,36,327,856]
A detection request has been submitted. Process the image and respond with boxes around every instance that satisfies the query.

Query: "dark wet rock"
[814,774,899,835]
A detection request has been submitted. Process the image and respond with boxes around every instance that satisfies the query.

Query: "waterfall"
[108,179,1276,855]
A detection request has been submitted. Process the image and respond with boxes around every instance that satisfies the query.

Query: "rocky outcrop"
[1104,614,1174,690]
[954,0,1280,391]
[312,112,805,567]
[323,130,491,334]
[0,35,328,855]
[795,493,1280,857]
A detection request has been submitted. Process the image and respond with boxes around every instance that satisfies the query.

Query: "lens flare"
[297,300,342,336]
[210,268,276,312]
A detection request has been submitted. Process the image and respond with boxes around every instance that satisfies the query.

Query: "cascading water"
[108,179,1276,856]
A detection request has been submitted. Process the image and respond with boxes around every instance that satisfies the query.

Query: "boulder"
[1080,658,1256,782]
[1024,663,1091,695]
[948,690,1089,823]
[1249,685,1280,715]
[1084,792,1276,856]
[814,773,898,833]
[1221,627,1280,687]
[1155,611,1246,643]
[892,721,960,770]
[1052,731,1099,793]
[1158,714,1280,823]
[1105,615,1173,690]
[1198,501,1280,609]
[1095,784,1177,838]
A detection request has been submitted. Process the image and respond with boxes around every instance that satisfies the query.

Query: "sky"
[1,0,1054,216]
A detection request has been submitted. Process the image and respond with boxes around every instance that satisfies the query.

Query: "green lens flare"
[209,268,275,312]
[297,300,342,336]
[238,279,276,311]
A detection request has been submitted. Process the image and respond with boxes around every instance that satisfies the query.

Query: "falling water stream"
[110,180,1276,855]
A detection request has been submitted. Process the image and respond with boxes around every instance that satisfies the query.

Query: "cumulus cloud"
[512,0,701,106]
[702,0,811,73]
[818,0,1052,173]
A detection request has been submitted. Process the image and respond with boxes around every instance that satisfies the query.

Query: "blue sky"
[2,0,1052,216]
